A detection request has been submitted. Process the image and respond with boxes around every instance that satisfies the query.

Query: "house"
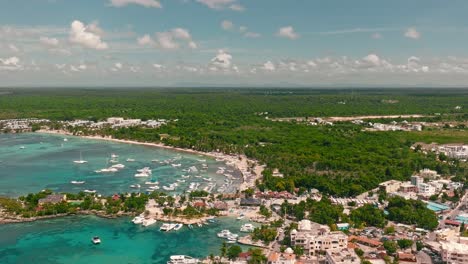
[325,248,359,264]
[291,220,347,256]
[379,180,403,193]
[268,249,296,264]
[348,236,383,248]
[212,201,228,210]
[397,252,416,263]
[38,194,67,205]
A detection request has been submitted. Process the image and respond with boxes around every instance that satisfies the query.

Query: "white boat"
[167,255,199,264]
[151,159,159,163]
[145,181,159,185]
[202,177,212,182]
[63,138,68,142]
[97,167,118,173]
[111,164,125,169]
[130,184,141,189]
[92,236,101,244]
[176,179,186,183]
[189,166,198,172]
[19,146,26,149]
[216,169,224,174]
[71,180,85,185]
[173,223,183,230]
[148,186,160,190]
[171,163,182,167]
[236,214,245,220]
[84,189,96,194]
[197,159,206,162]
[194,175,202,178]
[126,158,135,162]
[142,218,157,227]
[163,185,175,191]
[181,175,190,179]
[160,223,177,232]
[73,151,87,164]
[137,167,152,173]
[197,223,202,227]
[240,223,255,232]
[132,216,145,224]
[135,173,149,177]
[111,153,119,158]
[217,230,232,238]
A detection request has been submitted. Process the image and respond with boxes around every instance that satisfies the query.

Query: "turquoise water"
[0,133,241,197]
[0,215,252,264]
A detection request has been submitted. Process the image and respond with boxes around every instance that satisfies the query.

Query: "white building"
[418,183,436,196]
[418,168,439,180]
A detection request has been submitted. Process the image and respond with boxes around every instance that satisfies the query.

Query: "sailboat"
[73,151,88,164]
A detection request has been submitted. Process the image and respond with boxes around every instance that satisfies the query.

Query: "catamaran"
[73,151,87,164]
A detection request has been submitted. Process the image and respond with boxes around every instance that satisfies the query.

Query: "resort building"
[325,249,359,264]
[417,168,439,180]
[290,220,347,256]
[379,180,403,193]
[440,240,468,264]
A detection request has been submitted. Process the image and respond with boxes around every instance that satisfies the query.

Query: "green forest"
[0,88,467,196]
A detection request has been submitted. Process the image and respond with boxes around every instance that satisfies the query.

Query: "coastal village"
[0,117,467,264]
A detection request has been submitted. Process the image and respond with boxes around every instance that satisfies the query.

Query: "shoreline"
[36,129,264,191]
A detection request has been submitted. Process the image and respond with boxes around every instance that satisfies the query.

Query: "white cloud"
[362,54,381,67]
[211,50,232,69]
[40,36,59,47]
[0,56,21,71]
[221,20,234,31]
[276,26,299,40]
[154,28,196,50]
[262,61,275,71]
[69,20,108,50]
[109,0,161,8]
[404,27,421,39]
[137,34,155,46]
[153,63,163,69]
[196,0,244,11]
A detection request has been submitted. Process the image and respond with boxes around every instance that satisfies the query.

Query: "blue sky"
[1,0,468,86]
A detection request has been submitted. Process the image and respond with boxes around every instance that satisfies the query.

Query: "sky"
[1,0,468,87]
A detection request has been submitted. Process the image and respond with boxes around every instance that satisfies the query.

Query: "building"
[418,183,436,196]
[440,241,468,264]
[290,220,347,256]
[410,175,423,187]
[348,236,383,248]
[240,198,262,206]
[325,249,359,264]
[417,168,439,180]
[379,180,403,193]
[268,248,296,264]
[400,183,417,193]
[38,194,67,205]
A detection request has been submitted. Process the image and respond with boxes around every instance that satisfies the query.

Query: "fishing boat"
[73,151,87,164]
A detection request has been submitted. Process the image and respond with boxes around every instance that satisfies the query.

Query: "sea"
[0,133,249,263]
[0,133,241,197]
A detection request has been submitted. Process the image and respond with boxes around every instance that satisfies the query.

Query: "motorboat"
[188,224,193,229]
[19,146,26,149]
[167,255,199,264]
[217,230,232,238]
[137,167,152,173]
[188,166,198,173]
[176,179,186,183]
[148,186,160,190]
[151,159,159,163]
[163,185,175,191]
[160,223,177,232]
[171,163,182,167]
[145,181,159,185]
[240,223,255,233]
[111,153,119,158]
[181,175,190,179]
[111,164,125,169]
[71,180,85,185]
[126,158,135,162]
[142,218,157,227]
[63,138,68,142]
[173,223,183,231]
[197,223,202,227]
[130,184,141,189]
[197,159,206,162]
[202,177,212,182]
[236,214,245,220]
[97,167,118,173]
[84,189,96,194]
[134,173,150,177]
[132,216,145,224]
[92,236,101,244]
